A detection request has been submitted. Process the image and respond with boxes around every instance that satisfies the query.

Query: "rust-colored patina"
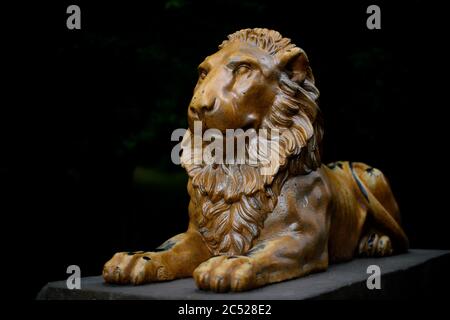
[103,28,408,292]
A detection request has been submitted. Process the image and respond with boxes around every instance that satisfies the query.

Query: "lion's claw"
[103,252,172,284]
[193,256,256,292]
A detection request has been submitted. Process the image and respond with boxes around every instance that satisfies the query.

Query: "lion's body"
[323,161,405,262]
[103,28,408,292]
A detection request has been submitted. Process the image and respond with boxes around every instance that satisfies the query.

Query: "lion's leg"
[351,163,404,256]
[193,234,328,292]
[103,230,211,285]
[353,163,401,223]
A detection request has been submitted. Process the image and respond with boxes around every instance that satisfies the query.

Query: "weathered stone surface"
[37,249,450,300]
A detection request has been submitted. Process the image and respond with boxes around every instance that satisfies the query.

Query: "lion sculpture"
[103,28,408,292]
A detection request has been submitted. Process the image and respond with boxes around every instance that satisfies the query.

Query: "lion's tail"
[348,162,409,253]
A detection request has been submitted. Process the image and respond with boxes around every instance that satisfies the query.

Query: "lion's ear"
[279,47,313,84]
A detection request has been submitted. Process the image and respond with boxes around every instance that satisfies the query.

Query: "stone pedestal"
[37,249,450,300]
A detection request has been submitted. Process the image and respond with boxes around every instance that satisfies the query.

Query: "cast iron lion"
[103,28,408,292]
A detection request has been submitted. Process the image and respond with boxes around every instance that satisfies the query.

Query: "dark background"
[2,0,448,299]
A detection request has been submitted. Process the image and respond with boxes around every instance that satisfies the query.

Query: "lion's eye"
[234,64,251,76]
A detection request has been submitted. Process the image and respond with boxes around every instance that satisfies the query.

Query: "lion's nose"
[189,97,216,116]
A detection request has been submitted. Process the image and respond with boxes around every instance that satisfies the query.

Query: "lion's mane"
[180,28,323,256]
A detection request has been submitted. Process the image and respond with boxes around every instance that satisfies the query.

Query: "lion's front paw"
[193,256,256,292]
[103,251,173,285]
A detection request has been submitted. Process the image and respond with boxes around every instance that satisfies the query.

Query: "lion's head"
[180,28,323,255]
